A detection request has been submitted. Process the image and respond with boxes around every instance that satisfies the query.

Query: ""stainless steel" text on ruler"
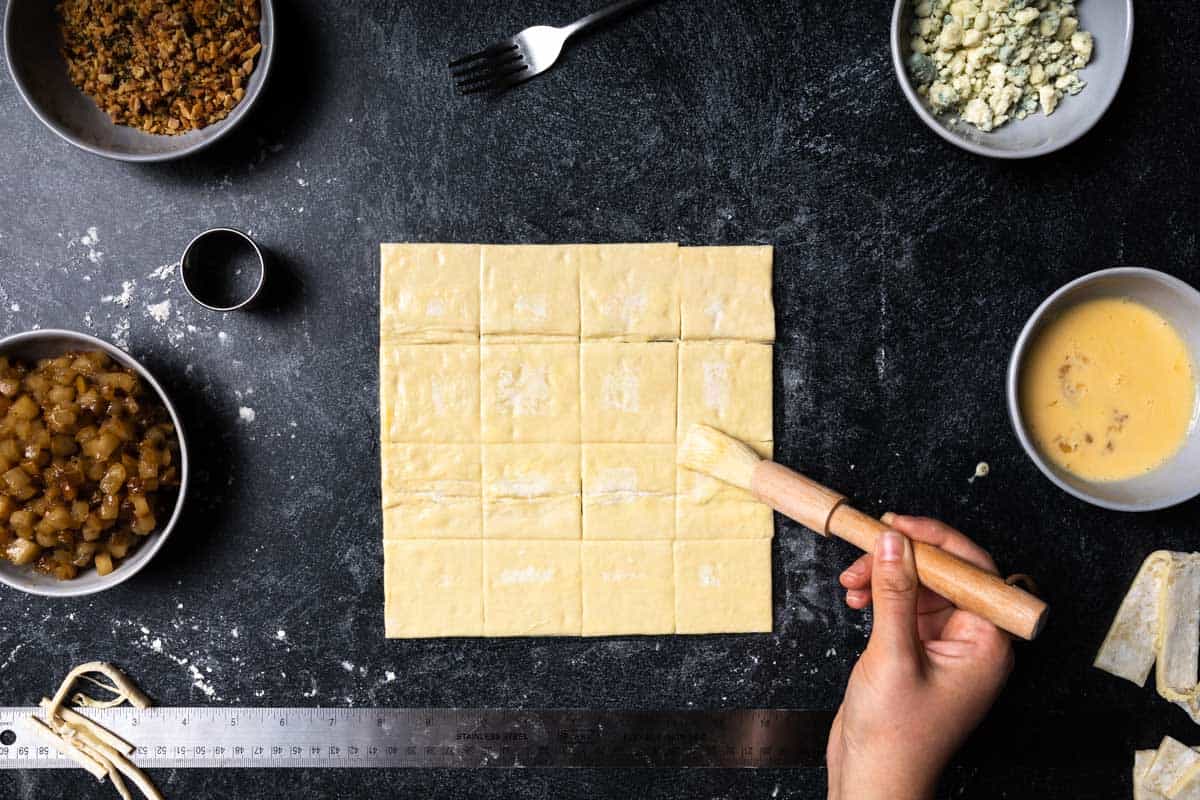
[0,708,831,769]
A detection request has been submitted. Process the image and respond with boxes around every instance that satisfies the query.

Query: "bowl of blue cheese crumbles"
[891,0,1133,158]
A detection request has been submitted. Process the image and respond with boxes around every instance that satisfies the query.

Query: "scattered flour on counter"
[231,627,239,638]
[102,280,136,308]
[146,299,172,324]
[341,661,355,673]
[188,665,216,698]
[148,262,177,281]
[275,629,286,641]
[384,671,396,683]
[150,638,163,653]
[9,303,18,313]
[297,177,308,187]
[111,318,130,348]
[79,226,104,264]
[218,331,229,344]
[238,407,256,423]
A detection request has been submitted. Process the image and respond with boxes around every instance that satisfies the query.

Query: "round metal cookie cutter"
[180,227,267,312]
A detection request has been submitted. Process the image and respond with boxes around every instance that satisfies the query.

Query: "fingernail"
[880,512,896,526]
[879,531,904,563]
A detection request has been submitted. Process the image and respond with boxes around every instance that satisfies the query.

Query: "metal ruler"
[0,708,830,769]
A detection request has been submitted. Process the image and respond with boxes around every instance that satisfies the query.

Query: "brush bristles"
[677,424,763,491]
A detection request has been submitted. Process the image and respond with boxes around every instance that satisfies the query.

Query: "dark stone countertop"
[1,0,1198,797]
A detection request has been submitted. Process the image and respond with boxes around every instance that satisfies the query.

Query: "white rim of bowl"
[1007,267,1200,512]
[890,0,1134,159]
[0,330,190,596]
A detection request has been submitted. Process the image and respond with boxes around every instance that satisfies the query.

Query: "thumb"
[866,530,922,663]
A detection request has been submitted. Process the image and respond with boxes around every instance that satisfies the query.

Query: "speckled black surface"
[0,0,1198,797]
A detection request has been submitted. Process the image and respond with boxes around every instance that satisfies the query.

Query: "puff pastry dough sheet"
[580,243,680,340]
[381,344,480,443]
[481,343,580,443]
[481,244,583,340]
[680,246,774,341]
[580,341,677,442]
[384,540,483,637]
[677,341,774,443]
[380,243,480,342]
[582,443,676,540]
[380,242,774,637]
[483,444,580,540]
[382,443,481,539]
[484,541,582,636]
[674,539,773,634]
[582,541,674,635]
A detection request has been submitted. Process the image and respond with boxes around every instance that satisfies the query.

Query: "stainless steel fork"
[450,0,655,95]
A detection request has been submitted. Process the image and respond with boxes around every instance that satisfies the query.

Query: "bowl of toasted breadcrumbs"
[4,0,274,162]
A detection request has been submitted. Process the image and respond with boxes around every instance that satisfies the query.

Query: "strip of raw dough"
[1169,762,1200,800]
[1158,556,1200,721]
[1138,749,1164,800]
[1145,738,1200,797]
[1096,551,1172,685]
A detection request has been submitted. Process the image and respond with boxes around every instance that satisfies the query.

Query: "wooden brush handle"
[752,463,1048,641]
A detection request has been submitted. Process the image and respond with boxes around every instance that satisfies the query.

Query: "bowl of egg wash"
[1009,269,1200,511]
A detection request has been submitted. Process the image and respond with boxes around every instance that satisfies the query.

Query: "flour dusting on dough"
[601,569,643,583]
[698,564,720,587]
[602,291,647,327]
[591,467,661,505]
[600,363,640,412]
[514,295,548,320]
[497,366,550,417]
[495,476,551,498]
[498,566,555,585]
[425,299,445,317]
[704,298,726,332]
[702,361,731,412]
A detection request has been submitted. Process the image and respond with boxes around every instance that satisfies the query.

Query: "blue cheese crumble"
[906,0,1094,132]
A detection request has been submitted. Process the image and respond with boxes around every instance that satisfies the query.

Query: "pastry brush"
[678,424,1048,640]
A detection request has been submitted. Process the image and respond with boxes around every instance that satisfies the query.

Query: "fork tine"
[448,41,517,68]
[454,56,524,87]
[457,64,530,95]
[455,62,526,91]
[450,52,524,81]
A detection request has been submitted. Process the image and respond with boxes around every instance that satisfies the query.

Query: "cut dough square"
[381,344,480,442]
[680,246,774,341]
[673,539,773,634]
[483,444,580,540]
[384,540,483,637]
[382,443,481,539]
[380,243,480,342]
[480,244,584,340]
[484,540,582,636]
[677,441,774,539]
[580,243,680,340]
[582,444,675,540]
[677,341,773,442]
[580,341,677,442]
[481,343,580,442]
[581,541,674,635]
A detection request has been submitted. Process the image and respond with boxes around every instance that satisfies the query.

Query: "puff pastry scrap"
[1132,738,1200,800]
[1095,551,1200,722]
[380,243,775,638]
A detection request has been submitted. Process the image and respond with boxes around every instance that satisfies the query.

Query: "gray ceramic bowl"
[3,0,274,162]
[0,330,189,596]
[1008,269,1200,511]
[891,0,1133,158]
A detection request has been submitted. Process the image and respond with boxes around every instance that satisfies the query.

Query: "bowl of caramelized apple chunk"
[0,330,187,596]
